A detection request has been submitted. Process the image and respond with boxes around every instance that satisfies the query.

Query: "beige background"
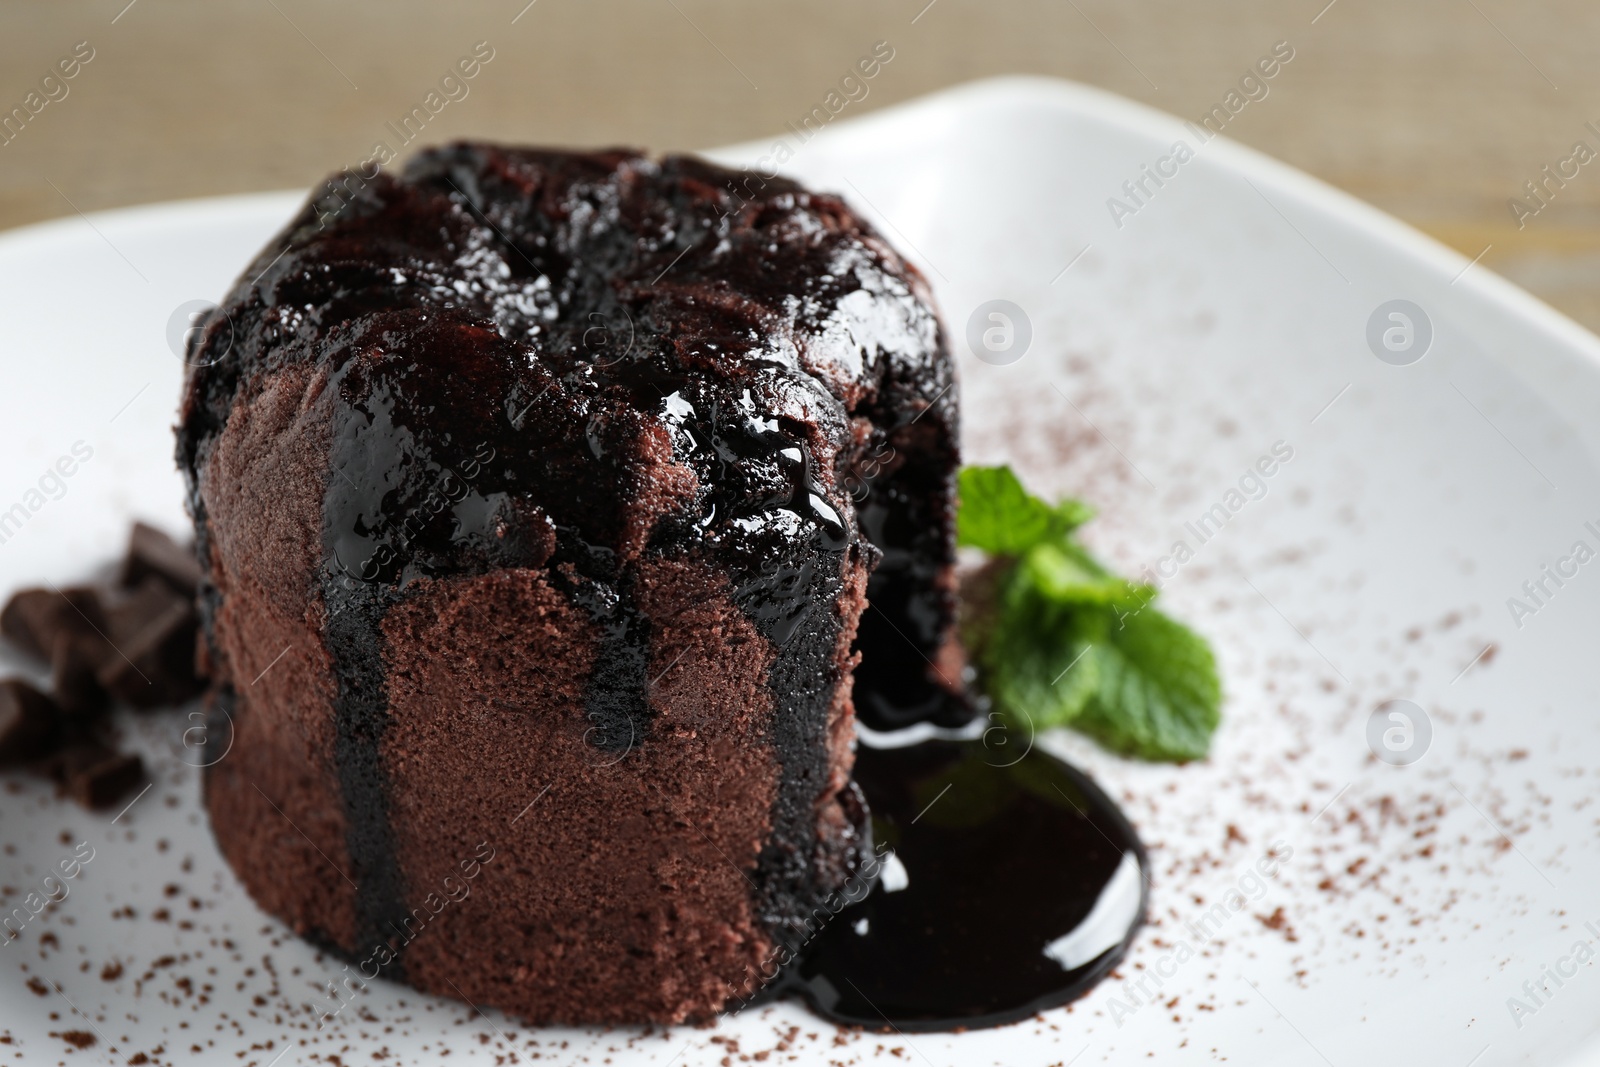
[5,0,1599,328]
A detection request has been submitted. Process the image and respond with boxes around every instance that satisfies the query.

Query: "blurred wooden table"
[5,0,1599,329]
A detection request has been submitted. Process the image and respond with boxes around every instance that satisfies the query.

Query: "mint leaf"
[1011,542,1153,610]
[958,464,1222,763]
[957,466,1093,555]
[1071,609,1221,762]
[977,588,1101,731]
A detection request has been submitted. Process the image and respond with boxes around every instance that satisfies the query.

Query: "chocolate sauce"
[789,728,1148,1031]
[559,565,652,754]
[852,477,963,731]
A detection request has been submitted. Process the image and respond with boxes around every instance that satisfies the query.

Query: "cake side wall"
[198,364,358,950]
[380,560,780,1025]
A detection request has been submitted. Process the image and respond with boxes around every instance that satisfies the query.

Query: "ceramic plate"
[3,76,1600,1066]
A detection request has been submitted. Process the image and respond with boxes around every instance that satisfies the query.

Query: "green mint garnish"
[955,465,1094,556]
[958,465,1221,762]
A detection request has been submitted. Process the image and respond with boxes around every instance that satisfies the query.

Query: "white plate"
[2,75,1599,1066]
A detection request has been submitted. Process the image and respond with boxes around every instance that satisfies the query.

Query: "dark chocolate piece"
[48,743,145,809]
[121,521,203,596]
[49,630,111,717]
[0,526,204,813]
[0,679,61,765]
[97,581,201,707]
[105,575,187,632]
[0,586,106,662]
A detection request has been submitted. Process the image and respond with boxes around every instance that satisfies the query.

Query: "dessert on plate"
[176,144,961,1024]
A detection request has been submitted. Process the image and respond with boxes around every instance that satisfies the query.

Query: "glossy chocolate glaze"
[178,145,959,972]
[788,722,1148,1031]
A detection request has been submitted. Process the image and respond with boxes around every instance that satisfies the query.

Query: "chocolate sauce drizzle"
[550,539,652,754]
[785,723,1148,1030]
[320,580,410,971]
[317,321,555,967]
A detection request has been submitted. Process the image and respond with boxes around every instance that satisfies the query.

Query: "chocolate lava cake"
[175,144,959,1024]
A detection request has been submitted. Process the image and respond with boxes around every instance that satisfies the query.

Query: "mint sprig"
[958,465,1221,762]
[957,466,1094,555]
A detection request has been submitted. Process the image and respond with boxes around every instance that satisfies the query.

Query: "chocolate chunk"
[0,679,61,765]
[104,578,188,641]
[37,738,111,782]
[47,743,144,809]
[120,522,202,597]
[49,631,112,717]
[0,587,106,662]
[97,580,201,708]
